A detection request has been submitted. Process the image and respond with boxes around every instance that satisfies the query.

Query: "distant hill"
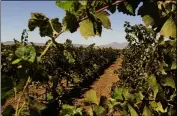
[2,41,45,46]
[2,41,15,45]
[2,41,128,49]
[99,42,128,49]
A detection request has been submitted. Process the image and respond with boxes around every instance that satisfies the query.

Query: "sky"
[1,1,143,45]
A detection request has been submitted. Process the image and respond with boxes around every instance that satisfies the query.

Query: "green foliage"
[112,22,176,115]
[142,105,152,116]
[92,105,106,116]
[3,0,177,116]
[84,90,98,104]
[60,105,82,116]
[111,88,123,101]
[14,45,36,63]
[95,11,111,29]
[28,13,62,38]
[138,0,177,38]
[62,12,79,33]
[160,17,177,38]
[79,19,95,39]
[1,105,15,116]
[1,36,120,116]
[56,1,81,13]
[117,0,140,16]
[27,0,177,41]
[128,104,138,116]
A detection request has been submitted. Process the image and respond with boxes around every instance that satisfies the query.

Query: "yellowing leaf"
[142,15,155,26]
[80,19,95,39]
[128,104,138,116]
[79,1,87,5]
[163,77,176,89]
[12,59,22,65]
[160,17,177,38]
[95,11,111,29]
[84,90,98,104]
[142,105,152,116]
[149,101,167,113]
[56,1,74,12]
[147,75,159,99]
[171,60,176,70]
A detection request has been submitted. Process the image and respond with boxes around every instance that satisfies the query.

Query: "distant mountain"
[2,41,15,45]
[99,42,128,49]
[2,41,128,49]
[1,41,45,46]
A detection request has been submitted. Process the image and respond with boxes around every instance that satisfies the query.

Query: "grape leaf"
[109,5,117,14]
[93,105,106,116]
[28,13,49,31]
[79,1,87,6]
[15,45,36,63]
[142,105,152,116]
[60,104,82,116]
[28,13,62,37]
[122,88,134,101]
[56,1,80,13]
[147,75,159,99]
[171,60,176,70]
[84,90,98,104]
[111,88,123,101]
[149,101,167,113]
[138,2,160,28]
[117,0,140,16]
[51,18,62,33]
[160,17,177,38]
[95,11,111,29]
[79,19,95,39]
[12,58,22,65]
[162,76,176,90]
[128,104,138,116]
[142,15,155,26]
[62,12,79,33]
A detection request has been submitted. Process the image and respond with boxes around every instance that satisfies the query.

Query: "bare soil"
[73,57,122,109]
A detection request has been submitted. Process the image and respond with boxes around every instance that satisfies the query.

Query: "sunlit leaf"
[84,90,98,104]
[142,15,155,26]
[160,17,177,38]
[80,19,95,39]
[147,75,159,99]
[162,76,176,89]
[128,104,138,116]
[171,60,176,70]
[60,104,82,116]
[149,101,167,113]
[122,88,134,101]
[15,45,36,63]
[95,11,111,29]
[142,105,152,116]
[12,58,22,65]
[56,1,80,13]
[111,88,123,101]
[93,105,106,116]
